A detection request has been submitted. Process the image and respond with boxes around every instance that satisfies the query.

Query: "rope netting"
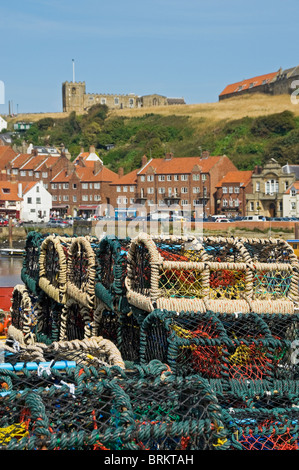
[3,231,299,450]
[126,233,299,314]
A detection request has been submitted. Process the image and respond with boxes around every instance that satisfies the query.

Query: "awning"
[51,204,69,209]
[78,205,98,210]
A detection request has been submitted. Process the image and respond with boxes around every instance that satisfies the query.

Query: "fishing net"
[21,231,47,295]
[4,231,299,451]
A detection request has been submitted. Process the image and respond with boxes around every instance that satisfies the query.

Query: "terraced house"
[133,152,237,217]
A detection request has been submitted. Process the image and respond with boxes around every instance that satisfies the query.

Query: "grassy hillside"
[8,93,299,173]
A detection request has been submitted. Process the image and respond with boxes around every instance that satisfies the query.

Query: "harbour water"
[0,256,23,287]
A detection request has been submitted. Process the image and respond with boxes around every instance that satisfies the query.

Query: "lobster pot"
[211,378,299,450]
[92,302,119,344]
[126,234,299,315]
[140,309,287,380]
[21,231,46,296]
[59,299,93,341]
[66,237,97,309]
[117,310,144,363]
[33,293,63,344]
[39,235,73,304]
[126,233,208,314]
[253,312,299,380]
[0,360,225,450]
[94,236,130,310]
[8,284,37,345]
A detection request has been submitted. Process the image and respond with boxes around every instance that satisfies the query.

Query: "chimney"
[141,155,147,167]
[164,152,173,160]
[94,159,103,175]
[118,167,124,178]
[31,148,38,156]
[89,145,96,154]
[18,183,22,198]
[201,151,210,159]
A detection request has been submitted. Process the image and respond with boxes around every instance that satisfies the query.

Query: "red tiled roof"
[219,71,278,97]
[138,156,225,175]
[0,146,18,169]
[20,154,48,170]
[9,153,31,169]
[0,181,22,201]
[285,181,299,194]
[76,165,118,182]
[51,169,75,183]
[215,170,253,187]
[110,169,138,186]
[21,181,39,194]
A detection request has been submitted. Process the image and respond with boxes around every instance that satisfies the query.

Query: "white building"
[283,181,299,218]
[19,181,52,222]
[0,116,7,132]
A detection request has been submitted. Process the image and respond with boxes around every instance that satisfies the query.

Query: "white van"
[243,215,266,221]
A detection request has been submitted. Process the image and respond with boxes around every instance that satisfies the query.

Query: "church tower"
[62,81,86,113]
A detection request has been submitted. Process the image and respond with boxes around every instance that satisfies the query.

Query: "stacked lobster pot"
[2,230,299,451]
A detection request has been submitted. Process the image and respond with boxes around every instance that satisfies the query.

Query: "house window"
[73,196,77,202]
[27,197,32,204]
[63,195,69,201]
[158,175,165,181]
[73,183,77,189]
[291,202,296,210]
[265,179,278,194]
[181,200,188,205]
[256,182,260,192]
[141,176,145,182]
[167,175,171,181]
[222,186,228,194]
[63,183,69,189]
[192,174,200,181]
[101,98,106,104]
[250,202,254,211]
[234,187,240,193]
[52,183,57,189]
[123,186,128,192]
[193,187,200,193]
[114,97,119,105]
[229,186,233,193]
[35,172,40,178]
[147,175,154,182]
[181,187,188,193]
[223,199,228,207]
[36,186,39,193]
[94,183,100,189]
[130,186,134,192]
[20,171,26,177]
[291,189,296,197]
[42,172,48,178]
[82,183,88,189]
[82,195,88,201]
[181,175,188,181]
[36,198,41,204]
[117,186,121,192]
[147,187,154,194]
[158,187,165,194]
[53,196,57,201]
[94,195,101,201]
[174,175,179,181]
[202,174,207,181]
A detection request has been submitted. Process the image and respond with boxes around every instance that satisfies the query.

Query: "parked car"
[215,218,229,223]
[0,218,8,226]
[47,219,71,228]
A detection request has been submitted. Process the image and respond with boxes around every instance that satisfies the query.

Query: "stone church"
[62,81,185,113]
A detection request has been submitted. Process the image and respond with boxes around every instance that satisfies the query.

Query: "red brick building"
[215,170,253,217]
[133,152,237,217]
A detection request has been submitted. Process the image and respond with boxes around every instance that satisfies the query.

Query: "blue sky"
[0,0,298,113]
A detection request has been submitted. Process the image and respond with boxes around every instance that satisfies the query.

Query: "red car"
[0,219,8,226]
